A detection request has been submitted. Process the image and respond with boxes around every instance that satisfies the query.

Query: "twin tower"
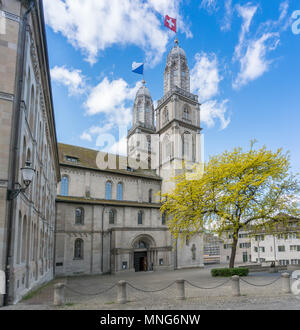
[127,40,202,194]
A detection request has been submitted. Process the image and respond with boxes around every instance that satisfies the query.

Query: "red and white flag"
[164,15,176,33]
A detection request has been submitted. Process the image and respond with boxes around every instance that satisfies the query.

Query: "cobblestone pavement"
[1,267,300,310]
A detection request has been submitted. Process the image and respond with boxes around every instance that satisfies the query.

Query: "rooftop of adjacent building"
[58,142,162,181]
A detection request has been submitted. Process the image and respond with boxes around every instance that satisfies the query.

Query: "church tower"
[127,80,155,166]
[155,39,203,270]
[156,39,202,194]
[126,39,204,271]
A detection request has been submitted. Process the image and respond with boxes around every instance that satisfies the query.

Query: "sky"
[43,0,300,175]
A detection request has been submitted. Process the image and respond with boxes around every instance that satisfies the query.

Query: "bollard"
[281,272,291,294]
[117,280,127,304]
[176,279,185,300]
[231,275,240,297]
[54,283,65,306]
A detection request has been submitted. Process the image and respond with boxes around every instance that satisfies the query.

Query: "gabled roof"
[58,143,162,181]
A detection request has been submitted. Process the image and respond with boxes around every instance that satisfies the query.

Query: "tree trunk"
[229,233,239,269]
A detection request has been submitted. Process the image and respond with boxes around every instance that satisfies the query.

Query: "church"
[55,39,204,276]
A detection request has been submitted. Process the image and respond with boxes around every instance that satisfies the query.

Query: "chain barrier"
[64,283,117,296]
[240,276,281,287]
[61,275,281,298]
[185,278,231,290]
[127,281,176,293]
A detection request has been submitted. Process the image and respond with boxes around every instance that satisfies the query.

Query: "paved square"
[1,267,300,310]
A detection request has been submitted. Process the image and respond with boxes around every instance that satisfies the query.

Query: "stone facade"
[0,0,60,305]
[55,40,204,276]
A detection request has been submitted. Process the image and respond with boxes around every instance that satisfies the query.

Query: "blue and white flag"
[132,62,144,75]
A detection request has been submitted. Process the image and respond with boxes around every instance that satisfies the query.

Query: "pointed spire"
[175,37,179,46]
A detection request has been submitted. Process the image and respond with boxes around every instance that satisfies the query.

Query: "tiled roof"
[58,143,162,181]
[56,195,161,208]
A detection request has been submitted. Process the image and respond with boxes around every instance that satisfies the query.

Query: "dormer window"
[126,166,134,172]
[65,156,78,163]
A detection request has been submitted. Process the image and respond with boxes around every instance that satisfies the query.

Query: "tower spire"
[164,37,190,94]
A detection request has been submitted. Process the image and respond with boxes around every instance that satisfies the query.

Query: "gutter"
[4,0,35,306]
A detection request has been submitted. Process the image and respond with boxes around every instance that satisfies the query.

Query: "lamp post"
[7,161,35,200]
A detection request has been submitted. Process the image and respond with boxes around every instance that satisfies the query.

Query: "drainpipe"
[4,0,35,306]
[109,229,112,274]
[101,205,106,273]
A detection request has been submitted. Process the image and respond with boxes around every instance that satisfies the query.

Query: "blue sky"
[43,0,300,174]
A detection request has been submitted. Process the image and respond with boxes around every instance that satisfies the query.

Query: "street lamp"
[7,161,35,200]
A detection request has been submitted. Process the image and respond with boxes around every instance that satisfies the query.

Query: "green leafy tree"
[161,143,300,268]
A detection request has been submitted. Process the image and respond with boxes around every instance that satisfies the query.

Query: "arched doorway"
[132,235,156,272]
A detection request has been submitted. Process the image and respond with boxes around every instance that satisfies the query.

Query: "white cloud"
[80,132,92,142]
[190,52,230,130]
[200,99,230,130]
[233,32,280,89]
[104,135,128,156]
[221,0,233,32]
[234,3,258,60]
[43,0,190,66]
[232,2,288,89]
[50,66,86,95]
[279,1,289,22]
[79,77,142,151]
[84,77,141,127]
[200,0,218,13]
[260,0,290,32]
[190,52,223,102]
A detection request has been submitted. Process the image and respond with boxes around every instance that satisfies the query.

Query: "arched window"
[145,101,150,112]
[183,106,190,120]
[105,181,112,200]
[148,189,152,203]
[138,210,143,225]
[117,182,123,200]
[173,68,178,86]
[182,132,192,161]
[74,239,84,259]
[162,212,166,225]
[109,209,116,224]
[163,107,169,123]
[75,207,84,225]
[61,175,69,196]
[163,135,172,162]
[137,101,142,122]
[134,240,148,249]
